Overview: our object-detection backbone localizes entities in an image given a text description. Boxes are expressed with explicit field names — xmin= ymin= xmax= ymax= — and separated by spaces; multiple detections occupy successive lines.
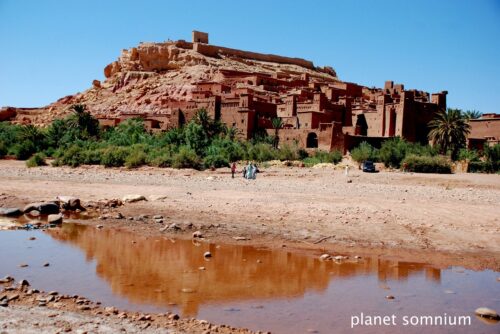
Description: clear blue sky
xmin=1 ymin=0 xmax=499 ymax=113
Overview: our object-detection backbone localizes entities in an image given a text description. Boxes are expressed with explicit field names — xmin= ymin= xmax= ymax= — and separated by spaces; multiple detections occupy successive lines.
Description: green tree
xmin=428 ymin=108 xmax=471 ymax=159
xmin=271 ymin=117 xmax=283 ymax=149
xmin=68 ymin=104 xmax=100 ymax=139
xmin=463 ymin=110 xmax=482 ymax=120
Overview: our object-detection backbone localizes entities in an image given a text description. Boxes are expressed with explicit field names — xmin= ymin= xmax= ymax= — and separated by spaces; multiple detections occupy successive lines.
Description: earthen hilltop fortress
xmin=2 ymin=31 xmax=451 ymax=152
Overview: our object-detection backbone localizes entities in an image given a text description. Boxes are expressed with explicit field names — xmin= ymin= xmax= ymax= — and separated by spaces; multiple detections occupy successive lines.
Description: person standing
xmin=231 ymin=162 xmax=237 ymax=178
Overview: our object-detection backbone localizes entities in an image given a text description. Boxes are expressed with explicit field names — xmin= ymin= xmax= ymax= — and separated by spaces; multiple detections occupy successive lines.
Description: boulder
xmin=23 ymin=202 xmax=59 ymax=215
xmin=56 ymin=196 xmax=81 ymax=210
xmin=47 ymin=214 xmax=63 ymax=225
xmin=475 ymin=307 xmax=499 ymax=320
xmin=0 ymin=208 xmax=22 ymax=217
xmin=122 ymin=195 xmax=147 ymax=203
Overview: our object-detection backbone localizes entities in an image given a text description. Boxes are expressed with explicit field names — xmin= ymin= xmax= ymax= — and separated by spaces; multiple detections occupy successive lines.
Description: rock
xmin=79 ymin=305 xmax=91 ymax=311
xmin=122 ymin=195 xmax=146 ymax=203
xmin=47 ymin=213 xmax=63 ymax=225
xmin=56 ymin=196 xmax=81 ymax=210
xmin=203 ymin=251 xmax=212 ymax=258
xmin=347 ymin=179 xmax=353 ymax=183
xmin=0 ymin=276 xmax=14 ymax=283
xmin=168 ymin=314 xmax=179 ymax=321
xmin=48 ymin=291 xmax=58 ymax=295
xmin=0 ymin=207 xmax=22 ymax=217
xmin=385 ymin=295 xmax=395 ymax=300
xmin=168 ymin=223 xmax=181 ymax=231
xmin=198 ymin=267 xmax=206 ymax=270
xmin=233 ymin=236 xmax=249 ymax=241
xmin=29 ymin=236 xmax=36 ymax=240
xmin=475 ymin=307 xmax=499 ymax=320
xmin=96 ymin=225 xmax=104 ymax=229
xmin=23 ymin=202 xmax=60 ymax=215
xmin=148 ymin=195 xmax=168 ymax=201
xmin=92 ymin=79 xmax=101 ymax=88
xmin=153 ymin=215 xmax=163 ymax=220
xmin=0 ymin=300 xmax=8 ymax=307
xmin=19 ymin=279 xmax=30 ymax=287
xmin=19 ymin=263 xmax=28 ymax=268
xmin=43 ymin=262 xmax=50 ymax=267
xmin=319 ymin=254 xmax=331 ymax=261
xmin=192 ymin=230 xmax=203 ymax=238
xmin=27 ymin=210 xmax=40 ymax=217
xmin=181 ymin=288 xmax=195 ymax=293
xmin=105 ymin=306 xmax=118 ymax=314
xmin=333 ymin=255 xmax=345 ymax=261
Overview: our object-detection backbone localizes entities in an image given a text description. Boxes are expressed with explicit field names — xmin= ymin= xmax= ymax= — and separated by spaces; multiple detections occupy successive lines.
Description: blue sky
xmin=1 ymin=0 xmax=499 ymax=113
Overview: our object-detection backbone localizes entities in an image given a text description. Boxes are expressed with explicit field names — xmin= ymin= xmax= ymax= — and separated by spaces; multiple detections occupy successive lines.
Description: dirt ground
xmin=0 ymin=160 xmax=499 ymax=332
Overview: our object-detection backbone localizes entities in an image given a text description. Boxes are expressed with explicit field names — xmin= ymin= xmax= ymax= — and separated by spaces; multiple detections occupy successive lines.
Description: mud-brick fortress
xmin=8 ymin=30 xmax=497 ymax=152
xmin=102 ymin=31 xmax=449 ymax=152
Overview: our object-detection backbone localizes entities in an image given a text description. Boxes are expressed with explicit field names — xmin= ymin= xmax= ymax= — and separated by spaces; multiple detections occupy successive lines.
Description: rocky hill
xmin=3 ymin=36 xmax=338 ymax=126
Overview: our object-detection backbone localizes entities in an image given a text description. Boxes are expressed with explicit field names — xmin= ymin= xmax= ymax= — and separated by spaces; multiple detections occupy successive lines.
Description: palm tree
xmin=224 ymin=126 xmax=241 ymax=141
xmin=271 ymin=117 xmax=283 ymax=148
xmin=68 ymin=104 xmax=100 ymax=138
xmin=428 ymin=108 xmax=471 ymax=159
xmin=463 ymin=110 xmax=482 ymax=120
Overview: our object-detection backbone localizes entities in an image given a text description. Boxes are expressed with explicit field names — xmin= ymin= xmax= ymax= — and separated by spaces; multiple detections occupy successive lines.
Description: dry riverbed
xmin=0 ymin=160 xmax=499 ymax=332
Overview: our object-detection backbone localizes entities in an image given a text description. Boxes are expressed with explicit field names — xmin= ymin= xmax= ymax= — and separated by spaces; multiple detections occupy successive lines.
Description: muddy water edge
xmin=0 ymin=221 xmax=499 ymax=334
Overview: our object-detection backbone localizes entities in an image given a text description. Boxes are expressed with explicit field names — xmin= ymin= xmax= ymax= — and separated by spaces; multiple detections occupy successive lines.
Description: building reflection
xmin=47 ymin=224 xmax=441 ymax=316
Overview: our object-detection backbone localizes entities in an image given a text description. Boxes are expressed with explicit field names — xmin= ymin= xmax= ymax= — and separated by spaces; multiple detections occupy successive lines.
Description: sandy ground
xmin=0 ymin=160 xmax=499 ymax=332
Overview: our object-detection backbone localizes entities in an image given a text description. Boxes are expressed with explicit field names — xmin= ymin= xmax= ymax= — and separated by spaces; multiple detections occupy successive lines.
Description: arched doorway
xmin=306 ymin=132 xmax=318 ymax=148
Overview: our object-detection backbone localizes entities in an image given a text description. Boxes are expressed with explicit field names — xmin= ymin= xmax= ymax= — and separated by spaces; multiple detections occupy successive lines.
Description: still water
xmin=0 ymin=223 xmax=498 ymax=333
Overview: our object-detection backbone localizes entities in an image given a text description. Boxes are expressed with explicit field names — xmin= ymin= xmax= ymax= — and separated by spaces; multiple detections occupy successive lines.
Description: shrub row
xmin=401 ymin=155 xmax=452 ymax=174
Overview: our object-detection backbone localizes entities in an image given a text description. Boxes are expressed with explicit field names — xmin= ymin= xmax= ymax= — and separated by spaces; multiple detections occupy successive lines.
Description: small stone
xmin=385 ymin=295 xmax=395 ymax=300
xmin=0 ymin=300 xmax=8 ymax=307
xmin=43 ymin=262 xmax=50 ymax=267
xmin=346 ymin=179 xmax=353 ymax=183
xmin=48 ymin=291 xmax=58 ymax=295
xmin=168 ymin=313 xmax=179 ymax=320
xmin=29 ymin=237 xmax=36 ymax=241
xmin=122 ymin=195 xmax=146 ymax=203
xmin=181 ymin=288 xmax=195 ymax=293
xmin=475 ymin=307 xmax=499 ymax=320
xmin=354 ymin=256 xmax=362 ymax=259
xmin=153 ymin=215 xmax=163 ymax=220
xmin=79 ymin=305 xmax=91 ymax=311
xmin=117 ymin=312 xmax=128 ymax=319
xmin=19 ymin=263 xmax=28 ymax=268
xmin=257 ymin=259 xmax=262 ymax=263
xmin=192 ymin=230 xmax=203 ymax=238
xmin=96 ymin=225 xmax=104 ymax=229
xmin=233 ymin=236 xmax=248 ymax=241
xmin=203 ymin=251 xmax=212 ymax=258
xmin=19 ymin=279 xmax=30 ymax=287
xmin=105 ymin=306 xmax=117 ymax=314
xmin=319 ymin=254 xmax=331 ymax=261
xmin=198 ymin=267 xmax=206 ymax=270
xmin=47 ymin=213 xmax=63 ymax=225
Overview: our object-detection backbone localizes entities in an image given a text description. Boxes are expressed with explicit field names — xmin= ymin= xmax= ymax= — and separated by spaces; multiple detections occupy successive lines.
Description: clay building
xmin=91 ymin=31 xmax=447 ymax=153
xmin=467 ymin=113 xmax=500 ymax=150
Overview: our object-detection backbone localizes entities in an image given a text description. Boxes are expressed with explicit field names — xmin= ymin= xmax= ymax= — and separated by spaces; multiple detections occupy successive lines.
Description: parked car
xmin=362 ymin=160 xmax=376 ymax=173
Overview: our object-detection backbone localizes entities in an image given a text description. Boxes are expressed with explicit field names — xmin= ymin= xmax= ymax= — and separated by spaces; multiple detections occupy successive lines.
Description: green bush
xmin=247 ymin=143 xmax=277 ymax=162
xmin=125 ymin=147 xmax=147 ymax=168
xmin=26 ymin=153 xmax=47 ymax=168
xmin=58 ymin=145 xmax=86 ymax=167
xmin=101 ymin=146 xmax=130 ymax=167
xmin=402 ymin=155 xmax=452 ymax=174
xmin=11 ymin=141 xmax=36 ymax=160
xmin=351 ymin=142 xmax=377 ymax=163
xmin=378 ymin=137 xmax=409 ymax=168
xmin=0 ymin=141 xmax=6 ymax=158
xmin=172 ymin=146 xmax=202 ymax=169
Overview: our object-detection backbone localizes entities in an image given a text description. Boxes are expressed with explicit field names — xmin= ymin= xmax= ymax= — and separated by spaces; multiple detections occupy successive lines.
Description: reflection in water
xmin=48 ymin=224 xmax=440 ymax=316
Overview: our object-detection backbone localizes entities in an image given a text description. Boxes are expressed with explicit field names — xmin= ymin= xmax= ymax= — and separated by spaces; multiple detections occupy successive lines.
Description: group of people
xmin=230 ymin=162 xmax=258 ymax=179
